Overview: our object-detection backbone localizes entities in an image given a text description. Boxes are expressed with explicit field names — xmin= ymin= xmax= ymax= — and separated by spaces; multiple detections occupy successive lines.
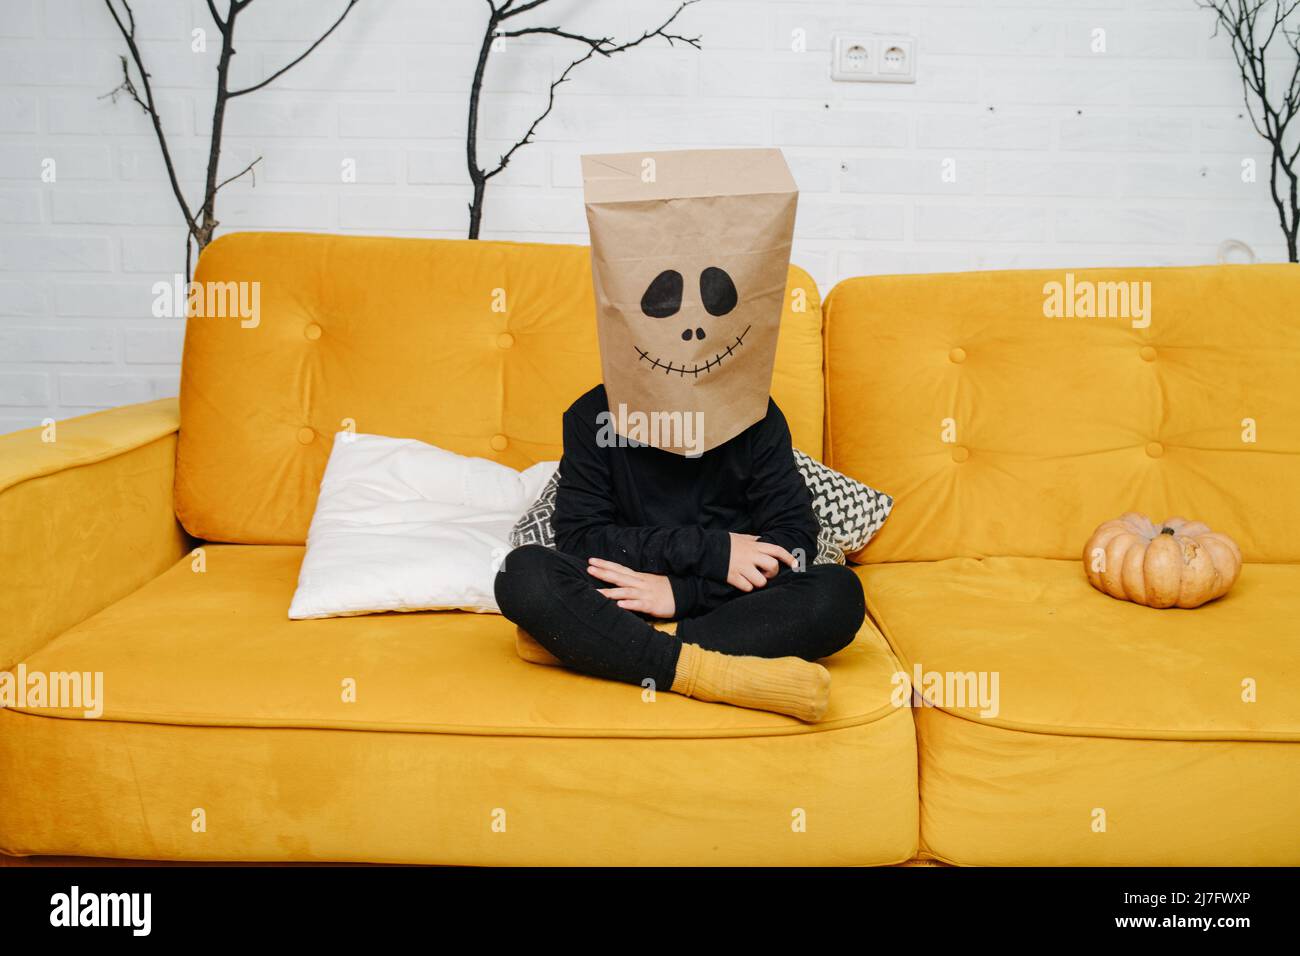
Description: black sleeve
xmin=747 ymin=400 xmax=820 ymax=565
xmin=668 ymin=573 xmax=740 ymax=619
xmin=670 ymin=402 xmax=817 ymax=619
xmin=552 ymin=403 xmax=732 ymax=580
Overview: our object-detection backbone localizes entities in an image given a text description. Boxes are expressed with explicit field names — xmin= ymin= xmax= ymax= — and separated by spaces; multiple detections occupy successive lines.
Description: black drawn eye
xmin=699 ymin=266 xmax=738 ymax=317
xmin=641 ymin=270 xmax=683 ymax=318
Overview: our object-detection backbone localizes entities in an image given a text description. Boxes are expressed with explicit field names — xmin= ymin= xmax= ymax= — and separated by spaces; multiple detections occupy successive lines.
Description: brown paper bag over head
xmin=581 ymin=148 xmax=798 ymax=457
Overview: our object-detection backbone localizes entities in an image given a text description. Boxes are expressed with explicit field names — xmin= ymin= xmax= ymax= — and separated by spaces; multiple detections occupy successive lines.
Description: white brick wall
xmin=0 ymin=0 xmax=1287 ymax=432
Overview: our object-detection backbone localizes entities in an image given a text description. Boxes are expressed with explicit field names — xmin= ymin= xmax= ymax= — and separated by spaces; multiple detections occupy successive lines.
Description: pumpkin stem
xmin=1160 ymin=527 xmax=1175 ymax=535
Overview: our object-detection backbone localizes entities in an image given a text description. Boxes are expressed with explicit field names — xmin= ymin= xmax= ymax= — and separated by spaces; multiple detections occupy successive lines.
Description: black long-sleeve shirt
xmin=552 ymin=385 xmax=820 ymax=618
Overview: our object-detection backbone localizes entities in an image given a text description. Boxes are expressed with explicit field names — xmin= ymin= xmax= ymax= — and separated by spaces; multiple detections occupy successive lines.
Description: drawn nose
xmin=681 ymin=327 xmax=707 ymax=341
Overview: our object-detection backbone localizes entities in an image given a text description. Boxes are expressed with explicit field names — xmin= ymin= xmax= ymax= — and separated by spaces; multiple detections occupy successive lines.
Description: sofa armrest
xmin=0 ymin=398 xmax=190 ymax=670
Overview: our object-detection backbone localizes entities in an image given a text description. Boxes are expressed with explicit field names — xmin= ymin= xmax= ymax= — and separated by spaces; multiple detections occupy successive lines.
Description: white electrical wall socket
xmin=831 ymin=34 xmax=917 ymax=84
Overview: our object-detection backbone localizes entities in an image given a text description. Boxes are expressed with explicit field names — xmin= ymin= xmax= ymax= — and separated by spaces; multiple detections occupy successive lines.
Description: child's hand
xmin=587 ymin=558 xmax=676 ymax=618
xmin=727 ymin=532 xmax=797 ymax=592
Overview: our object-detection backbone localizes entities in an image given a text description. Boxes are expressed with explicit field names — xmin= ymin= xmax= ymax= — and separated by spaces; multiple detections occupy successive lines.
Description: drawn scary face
xmin=582 ymin=147 xmax=798 ymax=455
xmin=587 ymin=243 xmax=787 ymax=456
xmin=635 ymin=266 xmax=748 ymax=376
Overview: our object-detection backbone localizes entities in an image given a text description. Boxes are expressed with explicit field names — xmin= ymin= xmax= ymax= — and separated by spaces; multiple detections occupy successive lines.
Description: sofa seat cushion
xmin=858 ymin=557 xmax=1300 ymax=865
xmin=858 ymin=557 xmax=1300 ymax=741
xmin=4 ymin=545 xmax=919 ymax=865
xmin=906 ymin=700 xmax=1300 ymax=866
xmin=18 ymin=545 xmax=905 ymax=738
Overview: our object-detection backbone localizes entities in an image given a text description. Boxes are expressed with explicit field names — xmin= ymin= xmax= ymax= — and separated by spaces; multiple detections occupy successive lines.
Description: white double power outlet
xmin=831 ymin=34 xmax=917 ymax=84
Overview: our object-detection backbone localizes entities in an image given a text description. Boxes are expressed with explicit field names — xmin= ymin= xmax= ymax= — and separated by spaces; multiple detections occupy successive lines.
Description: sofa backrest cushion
xmin=824 ymin=264 xmax=1300 ymax=563
xmin=176 ymin=232 xmax=824 ymax=544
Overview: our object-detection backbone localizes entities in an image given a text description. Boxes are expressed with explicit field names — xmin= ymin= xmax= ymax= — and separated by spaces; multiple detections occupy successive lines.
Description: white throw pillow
xmin=288 ymin=433 xmax=557 ymax=620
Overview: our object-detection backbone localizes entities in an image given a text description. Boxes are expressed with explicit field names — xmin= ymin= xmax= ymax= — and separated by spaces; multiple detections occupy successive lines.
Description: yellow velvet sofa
xmin=0 ymin=232 xmax=1295 ymax=866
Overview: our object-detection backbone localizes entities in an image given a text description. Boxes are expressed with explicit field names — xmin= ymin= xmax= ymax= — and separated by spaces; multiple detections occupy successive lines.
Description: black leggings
xmin=494 ymin=544 xmax=865 ymax=690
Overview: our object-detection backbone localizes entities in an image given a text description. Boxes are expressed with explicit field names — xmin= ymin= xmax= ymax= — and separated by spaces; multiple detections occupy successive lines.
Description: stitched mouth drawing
xmin=636 ymin=266 xmax=748 ymax=376
xmin=635 ymin=324 xmax=752 ymax=376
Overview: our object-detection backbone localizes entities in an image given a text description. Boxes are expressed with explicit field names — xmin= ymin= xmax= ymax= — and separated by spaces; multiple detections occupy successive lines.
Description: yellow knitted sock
xmin=670 ymin=643 xmax=831 ymax=723
xmin=514 ymin=628 xmax=564 ymax=667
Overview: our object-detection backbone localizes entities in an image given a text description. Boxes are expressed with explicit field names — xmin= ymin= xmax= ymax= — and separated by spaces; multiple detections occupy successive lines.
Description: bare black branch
xmin=102 ymin=0 xmax=362 ymax=280
xmin=465 ymin=0 xmax=702 ymax=239
xmin=1199 ymin=0 xmax=1300 ymax=260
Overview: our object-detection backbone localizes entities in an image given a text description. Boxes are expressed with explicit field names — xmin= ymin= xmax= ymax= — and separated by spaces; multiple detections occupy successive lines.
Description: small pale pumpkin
xmin=1083 ymin=512 xmax=1242 ymax=609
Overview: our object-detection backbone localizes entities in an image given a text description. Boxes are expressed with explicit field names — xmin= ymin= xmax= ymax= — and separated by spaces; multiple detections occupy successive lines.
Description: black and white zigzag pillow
xmin=810 ymin=523 xmax=845 ymax=566
xmin=792 ymin=449 xmax=893 ymax=555
xmin=510 ymin=452 xmax=892 ymax=563
xmin=510 ymin=470 xmax=560 ymax=549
